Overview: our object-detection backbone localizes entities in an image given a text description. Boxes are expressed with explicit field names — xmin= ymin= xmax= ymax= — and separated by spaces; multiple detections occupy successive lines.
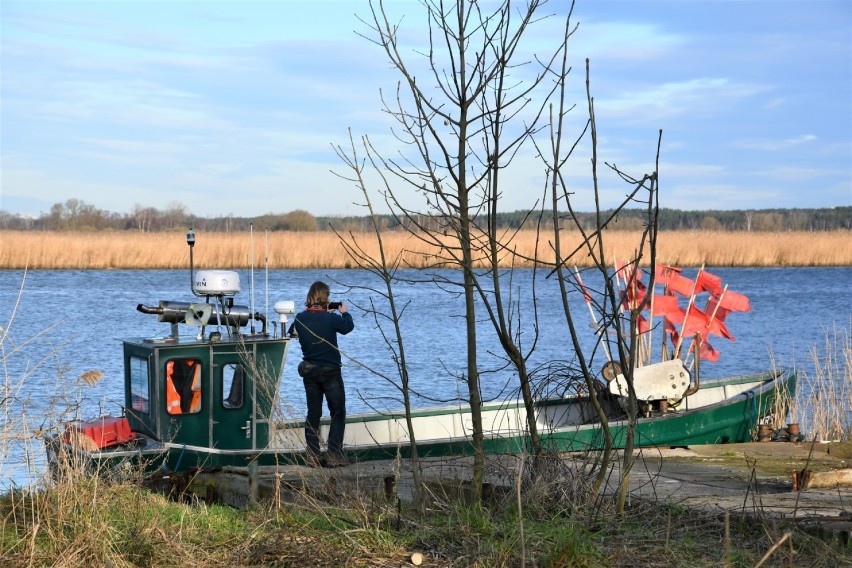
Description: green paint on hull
xmin=49 ymin=370 xmax=795 ymax=476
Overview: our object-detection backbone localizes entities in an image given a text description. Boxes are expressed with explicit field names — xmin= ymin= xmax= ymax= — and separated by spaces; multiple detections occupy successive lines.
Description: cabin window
xmin=222 ymin=363 xmax=245 ymax=409
xmin=129 ymin=356 xmax=149 ymax=414
xmin=165 ymin=358 xmax=202 ymax=415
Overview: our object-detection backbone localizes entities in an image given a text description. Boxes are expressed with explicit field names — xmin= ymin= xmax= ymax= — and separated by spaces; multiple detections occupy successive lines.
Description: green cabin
xmin=122 ymin=264 xmax=295 ymax=471
xmin=122 ymin=335 xmax=290 ymax=470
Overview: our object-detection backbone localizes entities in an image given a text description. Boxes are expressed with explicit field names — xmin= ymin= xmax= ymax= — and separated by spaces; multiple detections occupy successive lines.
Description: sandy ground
xmin=615 ymin=441 xmax=851 ymax=519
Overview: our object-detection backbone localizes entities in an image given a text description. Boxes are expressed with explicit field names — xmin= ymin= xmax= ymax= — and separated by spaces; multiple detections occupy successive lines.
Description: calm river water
xmin=2 ymin=266 xmax=850 ymax=487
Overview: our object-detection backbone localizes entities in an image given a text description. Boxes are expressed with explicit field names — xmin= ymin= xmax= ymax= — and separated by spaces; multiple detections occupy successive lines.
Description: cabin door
xmin=162 ymin=356 xmax=210 ymax=448
xmin=212 ymin=360 xmax=255 ymax=450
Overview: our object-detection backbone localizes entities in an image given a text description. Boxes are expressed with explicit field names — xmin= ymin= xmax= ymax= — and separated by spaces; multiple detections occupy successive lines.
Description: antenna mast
xmin=265 ymin=228 xmax=270 ymax=336
xmin=250 ymin=223 xmax=256 ymax=334
xmin=187 ymin=227 xmax=198 ymax=297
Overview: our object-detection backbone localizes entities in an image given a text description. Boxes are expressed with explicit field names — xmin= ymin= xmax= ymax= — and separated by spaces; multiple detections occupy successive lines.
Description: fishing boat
xmin=44 ymin=232 xmax=796 ymax=482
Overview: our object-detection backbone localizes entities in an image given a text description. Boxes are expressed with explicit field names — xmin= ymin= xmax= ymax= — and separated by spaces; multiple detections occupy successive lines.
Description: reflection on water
xmin=2 ymin=266 xmax=850 ymax=487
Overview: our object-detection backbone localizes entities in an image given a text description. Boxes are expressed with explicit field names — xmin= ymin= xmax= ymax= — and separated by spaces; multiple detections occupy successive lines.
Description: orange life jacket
xmin=166 ymin=361 xmax=181 ymax=414
xmin=188 ymin=361 xmax=201 ymax=412
xmin=166 ymin=360 xmax=202 ymax=414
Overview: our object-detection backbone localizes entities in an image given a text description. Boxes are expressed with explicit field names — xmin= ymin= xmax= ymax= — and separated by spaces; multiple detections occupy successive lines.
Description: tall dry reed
xmin=1 ymin=229 xmax=850 ymax=269
xmin=788 ymin=321 xmax=852 ymax=442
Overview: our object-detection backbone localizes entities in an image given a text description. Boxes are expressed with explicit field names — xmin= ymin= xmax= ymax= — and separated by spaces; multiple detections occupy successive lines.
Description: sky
xmin=1 ymin=0 xmax=850 ymax=218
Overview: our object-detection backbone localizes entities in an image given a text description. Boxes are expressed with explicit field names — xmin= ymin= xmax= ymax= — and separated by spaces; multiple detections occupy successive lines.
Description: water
xmin=2 ymin=266 xmax=850 ymax=487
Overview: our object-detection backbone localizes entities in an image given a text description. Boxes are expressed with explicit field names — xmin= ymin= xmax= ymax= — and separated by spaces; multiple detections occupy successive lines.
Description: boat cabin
xmin=121 ymin=265 xmax=295 ymax=470
xmin=123 ymin=334 xmax=288 ymax=455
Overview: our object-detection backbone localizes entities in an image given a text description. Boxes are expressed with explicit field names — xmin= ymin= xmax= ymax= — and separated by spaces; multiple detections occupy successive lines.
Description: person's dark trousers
xmin=303 ymin=365 xmax=346 ymax=457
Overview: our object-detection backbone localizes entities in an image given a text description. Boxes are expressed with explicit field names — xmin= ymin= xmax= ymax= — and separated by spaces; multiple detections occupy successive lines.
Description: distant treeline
xmin=2 ymin=199 xmax=849 ymax=232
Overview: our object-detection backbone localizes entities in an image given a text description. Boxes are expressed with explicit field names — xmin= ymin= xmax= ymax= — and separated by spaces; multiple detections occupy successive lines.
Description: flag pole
xmin=708 ymin=284 xmax=728 ymax=321
xmin=628 ymin=258 xmax=648 ymax=366
xmin=612 ymin=257 xmax=634 ymax=364
xmin=638 ymin=264 xmax=649 ymax=368
xmin=658 ymin=266 xmax=670 ymax=362
xmin=574 ymin=267 xmax=612 ymax=363
xmin=674 ymin=264 xmax=704 ymax=358
xmin=685 ymin=283 xmax=729 ymax=368
xmin=646 ymin=264 xmax=657 ymax=366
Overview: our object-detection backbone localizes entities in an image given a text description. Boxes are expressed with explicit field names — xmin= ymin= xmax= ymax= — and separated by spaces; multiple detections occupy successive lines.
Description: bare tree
xmin=539 ymin=52 xmax=662 ymax=512
xmin=332 ymin=129 xmax=426 ymax=508
xmin=132 ymin=204 xmax=159 ymax=233
xmin=358 ymin=0 xmax=583 ymax=500
xmin=348 ymin=0 xmax=662 ymax=506
xmin=162 ymin=202 xmax=188 ymax=230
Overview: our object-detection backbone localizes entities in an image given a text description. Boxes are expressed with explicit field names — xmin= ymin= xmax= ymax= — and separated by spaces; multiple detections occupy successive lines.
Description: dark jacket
xmin=288 ymin=308 xmax=354 ymax=368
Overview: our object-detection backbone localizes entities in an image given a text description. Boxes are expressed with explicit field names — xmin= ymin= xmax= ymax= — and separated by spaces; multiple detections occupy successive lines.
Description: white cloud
xmin=659 ymin=162 xmax=725 ymax=177
xmin=752 ymin=165 xmax=845 ymax=182
xmin=596 ymin=78 xmax=771 ymax=122
xmin=734 ymin=135 xmax=819 ymax=152
xmin=572 ymin=21 xmax=683 ymax=61
xmin=666 ymin=184 xmax=781 ymax=210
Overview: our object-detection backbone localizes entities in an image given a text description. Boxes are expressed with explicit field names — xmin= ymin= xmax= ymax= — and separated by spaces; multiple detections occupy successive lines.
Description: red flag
xmin=714 ymin=290 xmax=751 ymax=312
xmin=665 ymin=318 xmax=680 ymax=345
xmin=654 ymin=264 xmax=683 ymax=285
xmin=667 ymin=308 xmax=687 ymax=325
xmin=615 ymin=259 xmax=641 ymax=280
xmin=696 ymin=270 xmax=723 ymax=295
xmin=686 ymin=306 xmax=734 ymax=340
xmin=667 ymin=274 xmax=696 ymax=297
xmin=577 ymin=279 xmax=593 ymax=303
xmin=698 ymin=339 xmax=720 ymax=362
xmin=615 ymin=260 xmax=643 ymax=291
xmin=708 ymin=317 xmax=734 ymax=341
xmin=620 ymin=278 xmax=647 ymax=310
xmin=655 ymin=263 xmax=682 ymax=277
xmin=650 ymin=294 xmax=681 ymax=317
xmin=681 ymin=307 xmax=710 ymax=340
xmin=705 ymin=296 xmax=733 ymax=323
xmin=636 ymin=313 xmax=650 ymax=334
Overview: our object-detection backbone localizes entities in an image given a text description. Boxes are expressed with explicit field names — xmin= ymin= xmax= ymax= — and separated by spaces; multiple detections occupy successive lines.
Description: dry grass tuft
xmin=789 ymin=321 xmax=852 ymax=442
xmin=1 ymin=229 xmax=850 ymax=269
xmin=79 ymin=370 xmax=104 ymax=386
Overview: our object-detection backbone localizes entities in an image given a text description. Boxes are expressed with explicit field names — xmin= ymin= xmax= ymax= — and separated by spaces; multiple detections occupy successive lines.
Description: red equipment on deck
xmin=63 ymin=416 xmax=135 ymax=450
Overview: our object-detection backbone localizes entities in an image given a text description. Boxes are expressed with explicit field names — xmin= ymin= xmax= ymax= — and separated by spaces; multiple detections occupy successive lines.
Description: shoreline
xmin=176 ymin=442 xmax=852 ymax=537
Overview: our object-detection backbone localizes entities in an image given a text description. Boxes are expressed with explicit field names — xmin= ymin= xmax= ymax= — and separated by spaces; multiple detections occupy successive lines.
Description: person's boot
xmin=323 ymin=453 xmax=350 ymax=468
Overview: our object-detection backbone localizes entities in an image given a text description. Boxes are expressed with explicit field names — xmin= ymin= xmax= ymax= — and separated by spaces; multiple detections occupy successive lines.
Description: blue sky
xmin=2 ymin=0 xmax=850 ymax=218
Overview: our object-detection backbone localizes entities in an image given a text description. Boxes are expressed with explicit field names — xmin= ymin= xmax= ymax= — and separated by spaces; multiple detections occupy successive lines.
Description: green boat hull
xmin=47 ymin=369 xmax=795 ymax=476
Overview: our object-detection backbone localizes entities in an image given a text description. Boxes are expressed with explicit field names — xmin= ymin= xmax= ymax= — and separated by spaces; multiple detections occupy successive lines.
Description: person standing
xmin=288 ymin=281 xmax=354 ymax=467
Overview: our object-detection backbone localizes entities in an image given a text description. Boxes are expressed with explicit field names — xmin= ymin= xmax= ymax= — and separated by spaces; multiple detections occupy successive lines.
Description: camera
xmin=328 ymin=301 xmax=341 ymax=310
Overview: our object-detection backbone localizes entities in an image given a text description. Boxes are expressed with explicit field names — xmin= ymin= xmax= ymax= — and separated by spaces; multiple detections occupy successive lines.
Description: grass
xmin=1 ymin=477 xmax=256 ymax=566
xmin=1 ymin=229 xmax=850 ymax=269
xmin=2 ymin=454 xmax=849 ymax=567
xmin=788 ymin=321 xmax=852 ymax=442
xmin=4 ymin=428 xmax=851 ymax=566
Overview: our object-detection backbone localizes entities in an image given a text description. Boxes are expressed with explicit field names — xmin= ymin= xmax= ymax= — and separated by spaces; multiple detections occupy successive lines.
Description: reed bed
xmin=1 ymin=229 xmax=850 ymax=269
xmin=788 ymin=322 xmax=852 ymax=442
